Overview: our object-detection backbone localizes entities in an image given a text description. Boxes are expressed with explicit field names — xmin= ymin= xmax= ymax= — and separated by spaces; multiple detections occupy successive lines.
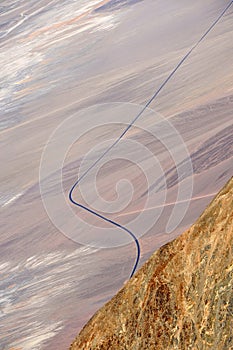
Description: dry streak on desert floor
xmin=0 ymin=0 xmax=233 ymax=349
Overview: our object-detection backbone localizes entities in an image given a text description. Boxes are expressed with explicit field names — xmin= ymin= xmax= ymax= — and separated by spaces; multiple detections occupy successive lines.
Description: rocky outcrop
xmin=70 ymin=177 xmax=233 ymax=350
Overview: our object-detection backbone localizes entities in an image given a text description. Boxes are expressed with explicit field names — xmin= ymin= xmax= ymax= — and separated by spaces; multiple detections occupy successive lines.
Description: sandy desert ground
xmin=0 ymin=0 xmax=233 ymax=349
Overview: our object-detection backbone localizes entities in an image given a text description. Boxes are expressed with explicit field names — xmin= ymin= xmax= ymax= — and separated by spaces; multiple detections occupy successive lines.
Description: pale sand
xmin=0 ymin=0 xmax=233 ymax=349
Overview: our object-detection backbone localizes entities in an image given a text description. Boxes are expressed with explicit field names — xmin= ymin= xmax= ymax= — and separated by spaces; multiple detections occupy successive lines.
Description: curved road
xmin=69 ymin=1 xmax=232 ymax=279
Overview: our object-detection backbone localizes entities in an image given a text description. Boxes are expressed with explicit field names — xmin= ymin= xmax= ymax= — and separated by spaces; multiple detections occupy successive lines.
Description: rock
xmin=70 ymin=177 xmax=233 ymax=350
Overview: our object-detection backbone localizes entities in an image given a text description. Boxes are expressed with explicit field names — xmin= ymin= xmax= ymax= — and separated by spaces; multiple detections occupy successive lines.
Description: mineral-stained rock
xmin=70 ymin=177 xmax=233 ymax=350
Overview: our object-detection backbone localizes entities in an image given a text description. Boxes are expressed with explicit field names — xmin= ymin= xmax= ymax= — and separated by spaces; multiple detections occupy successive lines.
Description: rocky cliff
xmin=70 ymin=177 xmax=233 ymax=350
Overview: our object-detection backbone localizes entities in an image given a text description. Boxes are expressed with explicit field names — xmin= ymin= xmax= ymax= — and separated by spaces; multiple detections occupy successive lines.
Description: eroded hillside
xmin=70 ymin=177 xmax=233 ymax=349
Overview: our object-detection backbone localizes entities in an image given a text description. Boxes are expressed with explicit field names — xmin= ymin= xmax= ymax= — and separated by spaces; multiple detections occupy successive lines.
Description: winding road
xmin=68 ymin=1 xmax=233 ymax=278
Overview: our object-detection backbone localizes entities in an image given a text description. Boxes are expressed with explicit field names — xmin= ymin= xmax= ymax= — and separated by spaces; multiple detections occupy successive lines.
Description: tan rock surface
xmin=70 ymin=177 xmax=233 ymax=350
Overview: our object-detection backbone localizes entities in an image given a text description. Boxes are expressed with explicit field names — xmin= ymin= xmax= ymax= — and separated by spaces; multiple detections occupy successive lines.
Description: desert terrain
xmin=0 ymin=0 xmax=232 ymax=349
